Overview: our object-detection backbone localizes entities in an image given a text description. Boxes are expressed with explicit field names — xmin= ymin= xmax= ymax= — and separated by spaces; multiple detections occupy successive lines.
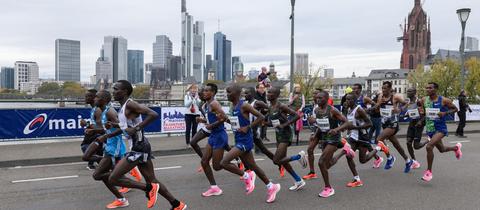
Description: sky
xmin=0 ymin=0 xmax=479 ymax=81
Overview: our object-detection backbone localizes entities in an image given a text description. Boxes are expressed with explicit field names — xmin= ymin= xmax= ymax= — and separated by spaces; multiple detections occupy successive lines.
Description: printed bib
xmin=426 ymin=108 xmax=440 ymax=120
xmin=408 ymin=109 xmax=420 ymax=119
xmin=229 ymin=116 xmax=240 ymax=130
xmin=316 ymin=118 xmax=330 ymax=132
xmin=272 ymin=119 xmax=281 ymax=127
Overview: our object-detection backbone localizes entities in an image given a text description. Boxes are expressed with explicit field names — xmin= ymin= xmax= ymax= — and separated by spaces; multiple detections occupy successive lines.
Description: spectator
xmin=257 ymin=67 xmax=268 ymax=84
xmin=184 ymin=84 xmax=201 ymax=147
xmin=255 ymin=83 xmax=269 ymax=142
xmin=289 ymin=84 xmax=305 ymax=145
xmin=456 ymin=90 xmax=472 ymax=138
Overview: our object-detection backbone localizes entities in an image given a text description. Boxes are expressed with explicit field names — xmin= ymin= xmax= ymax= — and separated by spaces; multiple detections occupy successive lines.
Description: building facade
xmin=95 ymin=57 xmax=112 ymax=84
xmin=324 ymin=68 xmax=334 ymax=79
xmin=1 ymin=67 xmax=15 ymax=89
xmin=331 ymin=77 xmax=367 ymax=99
xmin=153 ymin=35 xmax=172 ymax=68
xmin=181 ymin=0 xmax=205 ymax=83
xmin=295 ymin=53 xmax=309 ymax=76
xmin=167 ymin=56 xmax=182 ymax=82
xmin=399 ymin=0 xmax=431 ymax=70
xmin=365 ymin=69 xmax=410 ymax=96
xmin=144 ymin=63 xmax=153 ymax=85
xmin=466 ymin=37 xmax=479 ymax=51
xmin=214 ymin=32 xmax=232 ymax=82
xmin=55 ymin=39 xmax=80 ymax=82
xmin=127 ymin=50 xmax=144 ymax=84
xmin=102 ymin=36 xmax=128 ymax=82
xmin=14 ymin=61 xmax=39 ymax=90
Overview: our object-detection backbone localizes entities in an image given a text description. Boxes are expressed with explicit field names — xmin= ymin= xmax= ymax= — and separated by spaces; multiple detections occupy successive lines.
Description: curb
xmin=1 ymin=130 xmax=478 ymax=168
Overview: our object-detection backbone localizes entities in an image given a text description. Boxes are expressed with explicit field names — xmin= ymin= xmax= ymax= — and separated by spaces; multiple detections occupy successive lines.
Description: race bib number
xmin=229 ymin=116 xmax=240 ymax=130
xmin=380 ymin=108 xmax=393 ymax=118
xmin=316 ymin=118 xmax=330 ymax=132
xmin=349 ymin=131 xmax=359 ymax=140
xmin=272 ymin=119 xmax=281 ymax=127
xmin=408 ymin=109 xmax=420 ymax=119
xmin=426 ymin=108 xmax=440 ymax=120
xmin=347 ymin=115 xmax=355 ymax=123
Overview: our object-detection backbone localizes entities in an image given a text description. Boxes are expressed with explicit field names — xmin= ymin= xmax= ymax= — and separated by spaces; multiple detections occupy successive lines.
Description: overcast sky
xmin=0 ymin=0 xmax=479 ymax=81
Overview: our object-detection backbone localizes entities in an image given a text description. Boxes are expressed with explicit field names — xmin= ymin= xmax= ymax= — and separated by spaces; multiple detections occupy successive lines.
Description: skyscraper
xmin=324 ymin=68 xmax=334 ymax=79
xmin=295 ymin=53 xmax=309 ymax=76
xmin=205 ymin=54 xmax=213 ymax=81
xmin=167 ymin=56 xmax=182 ymax=82
xmin=214 ymin=32 xmax=232 ymax=82
xmin=55 ymin=39 xmax=80 ymax=81
xmin=181 ymin=0 xmax=205 ymax=82
xmin=232 ymin=56 xmax=244 ymax=75
xmin=144 ymin=63 xmax=153 ymax=85
xmin=102 ymin=36 xmax=128 ymax=82
xmin=466 ymin=37 xmax=479 ymax=51
xmin=14 ymin=61 xmax=39 ymax=90
xmin=95 ymin=57 xmax=112 ymax=84
xmin=127 ymin=50 xmax=144 ymax=84
xmin=1 ymin=67 xmax=15 ymax=89
xmin=153 ymin=35 xmax=172 ymax=67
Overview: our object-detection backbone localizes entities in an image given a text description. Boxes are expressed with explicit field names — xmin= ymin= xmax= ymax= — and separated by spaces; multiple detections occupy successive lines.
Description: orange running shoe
xmin=238 ymin=162 xmax=245 ymax=171
xmin=377 ymin=141 xmax=390 ymax=155
xmin=119 ymin=187 xmax=130 ymax=194
xmin=147 ymin=183 xmax=159 ymax=208
xmin=173 ymin=201 xmax=187 ymax=210
xmin=106 ymin=199 xmax=129 ymax=209
xmin=346 ymin=180 xmax=363 ymax=188
xmin=302 ymin=172 xmax=318 ymax=180
xmin=130 ymin=167 xmax=142 ymax=182
xmin=279 ymin=166 xmax=285 ymax=178
xmin=341 ymin=138 xmax=347 ymax=145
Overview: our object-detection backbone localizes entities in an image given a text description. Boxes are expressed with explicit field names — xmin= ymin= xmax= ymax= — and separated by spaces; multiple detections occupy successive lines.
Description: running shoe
xmin=130 ymin=167 xmax=142 ymax=182
xmin=266 ymin=183 xmax=281 ymax=203
xmin=106 ymin=199 xmax=129 ymax=209
xmin=455 ymin=143 xmax=463 ymax=160
xmin=202 ymin=186 xmax=223 ymax=197
xmin=147 ymin=183 xmax=159 ymax=208
xmin=346 ymin=180 xmax=363 ymax=188
xmin=298 ymin=151 xmax=307 ymax=168
xmin=318 ymin=187 xmax=335 ymax=198
xmin=279 ymin=166 xmax=285 ymax=178
xmin=288 ymin=180 xmax=306 ymax=191
xmin=341 ymin=138 xmax=347 ymax=145
xmin=373 ymin=157 xmax=384 ymax=169
xmin=302 ymin=172 xmax=318 ymax=180
xmin=421 ymin=170 xmax=433 ymax=182
xmin=244 ymin=171 xmax=256 ymax=195
xmin=343 ymin=142 xmax=355 ymax=158
xmin=411 ymin=160 xmax=421 ymax=169
xmin=404 ymin=159 xmax=414 ymax=173
xmin=87 ymin=164 xmax=96 ymax=170
xmin=384 ymin=155 xmax=396 ymax=170
xmin=172 ymin=202 xmax=187 ymax=210
xmin=238 ymin=161 xmax=245 ymax=171
xmin=119 ymin=187 xmax=130 ymax=194
xmin=377 ymin=141 xmax=390 ymax=154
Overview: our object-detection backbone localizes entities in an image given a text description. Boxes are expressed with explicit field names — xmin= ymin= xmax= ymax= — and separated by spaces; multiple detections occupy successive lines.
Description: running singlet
xmin=230 ymin=100 xmax=254 ymax=152
xmin=315 ymin=105 xmax=340 ymax=141
xmin=102 ymin=104 xmax=126 ymax=158
xmin=405 ymin=98 xmax=421 ymax=126
xmin=379 ymin=95 xmax=398 ymax=124
xmin=424 ymin=96 xmax=448 ymax=136
xmin=347 ymin=105 xmax=368 ymax=141
xmin=89 ymin=106 xmax=97 ymax=127
xmin=356 ymin=95 xmax=367 ymax=109
xmin=205 ymin=101 xmax=228 ymax=149
xmin=268 ymin=102 xmax=293 ymax=144
xmin=119 ymin=99 xmax=153 ymax=163
xmin=199 ymin=102 xmax=211 ymax=134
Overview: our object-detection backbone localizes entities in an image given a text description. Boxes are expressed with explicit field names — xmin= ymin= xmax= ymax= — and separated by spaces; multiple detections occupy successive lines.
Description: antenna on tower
xmin=217 ymin=19 xmax=220 ymax=32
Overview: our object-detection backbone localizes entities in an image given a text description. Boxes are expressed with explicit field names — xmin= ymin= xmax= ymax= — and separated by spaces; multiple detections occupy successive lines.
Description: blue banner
xmin=0 ymin=107 xmax=162 ymax=140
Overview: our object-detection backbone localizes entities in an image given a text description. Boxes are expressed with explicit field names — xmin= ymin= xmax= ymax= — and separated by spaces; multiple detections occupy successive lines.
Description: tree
xmin=62 ymin=81 xmax=85 ymax=98
xmin=37 ymin=82 xmax=61 ymax=96
xmin=292 ymin=65 xmax=332 ymax=102
xmin=132 ymin=86 xmax=150 ymax=99
xmin=465 ymin=57 xmax=480 ymax=102
xmin=408 ymin=65 xmax=431 ymax=96
xmin=430 ymin=59 xmax=461 ymax=98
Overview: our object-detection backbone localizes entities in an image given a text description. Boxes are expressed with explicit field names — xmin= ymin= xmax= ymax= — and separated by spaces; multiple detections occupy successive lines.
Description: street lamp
xmin=457 ymin=8 xmax=471 ymax=90
xmin=289 ymin=0 xmax=296 ymax=92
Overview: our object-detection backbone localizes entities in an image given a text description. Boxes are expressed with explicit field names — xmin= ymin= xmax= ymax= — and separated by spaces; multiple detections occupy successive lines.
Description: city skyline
xmin=0 ymin=0 xmax=479 ymax=81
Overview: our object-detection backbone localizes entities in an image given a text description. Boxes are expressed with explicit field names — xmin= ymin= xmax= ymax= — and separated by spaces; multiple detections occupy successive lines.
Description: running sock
xmin=290 ymin=154 xmax=301 ymax=161
xmin=243 ymin=172 xmax=250 ymax=180
xmin=288 ymin=170 xmax=302 ymax=182
xmin=266 ymin=182 xmax=273 ymax=188
xmin=211 ymin=185 xmax=218 ymax=188
xmin=406 ymin=158 xmax=411 ymax=163
xmin=170 ymin=199 xmax=180 ymax=208
xmin=353 ymin=176 xmax=360 ymax=181
xmin=118 ymin=198 xmax=126 ymax=201
xmin=387 ymin=155 xmax=393 ymax=160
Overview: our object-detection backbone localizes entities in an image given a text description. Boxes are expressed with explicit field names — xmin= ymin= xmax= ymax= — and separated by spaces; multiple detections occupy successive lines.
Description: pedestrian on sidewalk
xmin=456 ymin=90 xmax=472 ymax=138
xmin=289 ymin=84 xmax=305 ymax=145
xmin=255 ymin=83 xmax=270 ymax=142
xmin=184 ymin=84 xmax=201 ymax=147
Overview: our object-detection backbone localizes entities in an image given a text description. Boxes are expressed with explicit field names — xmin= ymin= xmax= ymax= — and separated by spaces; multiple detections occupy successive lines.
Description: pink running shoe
xmin=318 ymin=187 xmax=335 ymax=198
xmin=202 ymin=186 xmax=223 ymax=197
xmin=266 ymin=183 xmax=281 ymax=203
xmin=455 ymin=143 xmax=463 ymax=160
xmin=373 ymin=157 xmax=384 ymax=169
xmin=411 ymin=160 xmax=421 ymax=169
xmin=422 ymin=170 xmax=433 ymax=182
xmin=343 ymin=142 xmax=355 ymax=158
xmin=244 ymin=171 xmax=256 ymax=195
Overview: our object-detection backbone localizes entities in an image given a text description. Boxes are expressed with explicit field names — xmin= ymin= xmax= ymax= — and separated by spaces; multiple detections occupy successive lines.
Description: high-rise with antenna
xmin=181 ymin=0 xmax=205 ymax=82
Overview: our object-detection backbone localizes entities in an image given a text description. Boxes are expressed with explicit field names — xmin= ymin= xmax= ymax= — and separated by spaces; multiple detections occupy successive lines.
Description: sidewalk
xmin=0 ymin=122 xmax=478 ymax=168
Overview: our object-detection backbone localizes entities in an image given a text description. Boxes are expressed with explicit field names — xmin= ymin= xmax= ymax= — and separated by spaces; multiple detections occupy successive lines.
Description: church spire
xmin=415 ymin=0 xmax=421 ymax=6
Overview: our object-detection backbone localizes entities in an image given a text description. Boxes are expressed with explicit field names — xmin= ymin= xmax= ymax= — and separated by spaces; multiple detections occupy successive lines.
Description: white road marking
xmin=12 ymin=175 xmax=79 ymax=183
xmin=449 ymin=140 xmax=471 ymax=144
xmin=254 ymin=158 xmax=265 ymax=161
xmin=9 ymin=162 xmax=85 ymax=170
xmin=154 ymin=166 xmax=182 ymax=170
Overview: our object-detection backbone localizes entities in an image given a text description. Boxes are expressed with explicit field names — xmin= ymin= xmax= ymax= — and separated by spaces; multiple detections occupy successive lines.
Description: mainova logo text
xmin=23 ymin=114 xmax=87 ymax=135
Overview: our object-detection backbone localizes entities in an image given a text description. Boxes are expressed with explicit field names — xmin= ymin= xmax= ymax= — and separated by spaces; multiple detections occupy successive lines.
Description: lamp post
xmin=457 ymin=8 xmax=471 ymax=91
xmin=289 ymin=0 xmax=296 ymax=92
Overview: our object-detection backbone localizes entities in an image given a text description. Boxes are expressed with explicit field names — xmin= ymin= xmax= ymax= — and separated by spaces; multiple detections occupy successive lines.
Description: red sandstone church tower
xmin=399 ymin=0 xmax=431 ymax=69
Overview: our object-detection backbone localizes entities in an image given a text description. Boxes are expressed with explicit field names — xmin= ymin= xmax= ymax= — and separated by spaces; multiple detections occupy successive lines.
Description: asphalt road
xmin=0 ymin=134 xmax=478 ymax=210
